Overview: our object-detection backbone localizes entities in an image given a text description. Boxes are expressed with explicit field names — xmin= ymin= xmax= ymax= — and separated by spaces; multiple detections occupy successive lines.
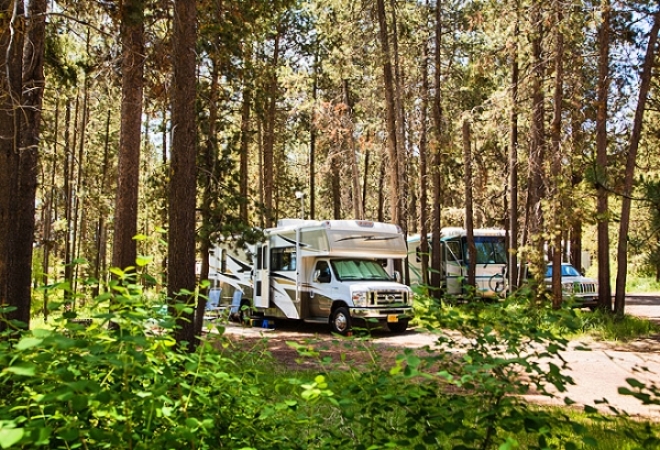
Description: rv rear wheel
xmin=387 ymin=319 xmax=409 ymax=333
xmin=330 ymin=307 xmax=352 ymax=335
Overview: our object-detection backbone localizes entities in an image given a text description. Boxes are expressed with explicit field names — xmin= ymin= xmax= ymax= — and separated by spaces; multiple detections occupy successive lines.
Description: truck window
xmin=315 ymin=261 xmax=331 ymax=283
xmin=330 ymin=259 xmax=391 ymax=281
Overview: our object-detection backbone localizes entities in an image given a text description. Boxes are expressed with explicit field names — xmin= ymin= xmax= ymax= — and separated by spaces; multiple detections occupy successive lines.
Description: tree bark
xmin=342 ymin=79 xmax=363 ymax=219
xmin=169 ymin=0 xmax=198 ymax=350
xmin=614 ymin=8 xmax=660 ymax=317
xmin=112 ymin=0 xmax=145 ymax=272
xmin=550 ymin=6 xmax=565 ymax=309
xmin=509 ymin=0 xmax=520 ymax=290
xmin=463 ymin=120 xmax=476 ymax=289
xmin=429 ymin=0 xmax=444 ymax=300
xmin=525 ymin=1 xmax=547 ymax=295
xmin=419 ymin=26 xmax=431 ymax=286
xmin=263 ymin=28 xmax=281 ymax=228
xmin=595 ymin=0 xmax=612 ymax=311
xmin=376 ymin=0 xmax=400 ymax=225
xmin=0 ymin=0 xmax=24 ymax=326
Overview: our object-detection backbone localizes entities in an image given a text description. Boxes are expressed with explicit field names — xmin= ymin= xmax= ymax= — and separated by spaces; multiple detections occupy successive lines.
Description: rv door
xmin=254 ymin=243 xmax=270 ymax=308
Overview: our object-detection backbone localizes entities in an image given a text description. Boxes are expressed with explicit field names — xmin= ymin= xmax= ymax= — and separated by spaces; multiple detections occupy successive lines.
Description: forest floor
xmin=208 ymin=293 xmax=660 ymax=419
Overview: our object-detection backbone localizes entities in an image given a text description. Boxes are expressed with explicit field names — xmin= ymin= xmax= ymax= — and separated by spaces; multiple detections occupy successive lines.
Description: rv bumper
xmin=350 ymin=307 xmax=414 ymax=322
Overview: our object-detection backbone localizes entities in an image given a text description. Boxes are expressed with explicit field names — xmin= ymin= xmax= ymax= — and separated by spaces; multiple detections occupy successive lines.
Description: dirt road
xmin=212 ymin=293 xmax=660 ymax=418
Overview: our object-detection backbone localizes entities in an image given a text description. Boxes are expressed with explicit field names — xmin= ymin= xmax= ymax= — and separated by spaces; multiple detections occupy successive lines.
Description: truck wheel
xmin=388 ymin=319 xmax=409 ymax=333
xmin=330 ymin=307 xmax=352 ymax=335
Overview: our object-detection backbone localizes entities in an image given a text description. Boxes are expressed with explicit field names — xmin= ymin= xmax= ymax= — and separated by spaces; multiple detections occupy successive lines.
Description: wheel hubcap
xmin=334 ymin=313 xmax=347 ymax=332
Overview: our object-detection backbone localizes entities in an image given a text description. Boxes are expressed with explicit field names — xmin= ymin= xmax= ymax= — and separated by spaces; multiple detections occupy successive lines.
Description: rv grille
xmin=371 ymin=290 xmax=408 ymax=306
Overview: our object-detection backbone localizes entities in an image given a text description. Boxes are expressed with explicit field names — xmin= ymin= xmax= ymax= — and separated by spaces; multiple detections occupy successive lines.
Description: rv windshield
xmin=330 ymin=259 xmax=392 ymax=281
xmin=471 ymin=237 xmax=507 ymax=265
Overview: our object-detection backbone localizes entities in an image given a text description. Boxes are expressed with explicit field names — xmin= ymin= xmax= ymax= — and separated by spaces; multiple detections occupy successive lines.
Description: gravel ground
xmin=207 ymin=293 xmax=660 ymax=419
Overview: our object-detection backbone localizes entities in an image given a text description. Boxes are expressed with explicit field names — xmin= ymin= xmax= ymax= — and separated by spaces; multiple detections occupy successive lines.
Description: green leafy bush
xmin=2 ymin=275 xmax=659 ymax=449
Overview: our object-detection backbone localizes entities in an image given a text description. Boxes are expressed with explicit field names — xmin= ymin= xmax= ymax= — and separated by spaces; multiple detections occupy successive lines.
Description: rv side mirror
xmin=393 ymin=271 xmax=401 ymax=283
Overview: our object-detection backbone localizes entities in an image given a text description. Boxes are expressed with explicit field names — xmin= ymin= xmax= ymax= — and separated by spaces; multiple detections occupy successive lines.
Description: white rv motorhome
xmin=408 ymin=228 xmax=508 ymax=298
xmin=209 ymin=219 xmax=414 ymax=335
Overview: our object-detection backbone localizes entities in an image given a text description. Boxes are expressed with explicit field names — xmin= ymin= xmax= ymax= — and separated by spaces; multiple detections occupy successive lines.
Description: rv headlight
xmin=352 ymin=290 xmax=368 ymax=307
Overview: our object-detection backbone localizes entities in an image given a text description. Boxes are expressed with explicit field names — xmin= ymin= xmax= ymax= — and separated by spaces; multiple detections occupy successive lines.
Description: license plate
xmin=387 ymin=314 xmax=399 ymax=323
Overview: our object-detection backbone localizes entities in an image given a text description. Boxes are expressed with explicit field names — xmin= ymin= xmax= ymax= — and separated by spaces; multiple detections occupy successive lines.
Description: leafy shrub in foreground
xmin=2 ymin=278 xmax=659 ymax=449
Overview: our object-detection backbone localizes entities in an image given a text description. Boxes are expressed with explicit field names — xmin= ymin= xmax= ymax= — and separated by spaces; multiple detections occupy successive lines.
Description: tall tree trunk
xmin=550 ymin=6 xmax=565 ymax=309
xmin=595 ymin=0 xmax=612 ymax=311
xmin=614 ymin=9 xmax=660 ymax=317
xmin=93 ymin=109 xmax=112 ymax=297
xmin=0 ymin=0 xmax=25 ymax=330
xmin=463 ymin=119 xmax=476 ymax=289
xmin=43 ymin=102 xmax=60 ymax=317
xmin=331 ymin=148 xmax=342 ymax=219
xmin=263 ymin=29 xmax=281 ymax=228
xmin=525 ymin=1 xmax=546 ymax=295
xmin=509 ymin=0 xmax=520 ymax=290
xmin=112 ymin=0 xmax=145 ymax=273
xmin=169 ymin=0 xmax=198 ymax=350
xmin=63 ymin=102 xmax=73 ymax=302
xmin=239 ymin=54 xmax=251 ymax=224
xmin=310 ymin=53 xmax=319 ymax=220
xmin=362 ymin=147 xmax=370 ymax=219
xmin=429 ymin=0 xmax=444 ymax=300
xmin=419 ymin=23 xmax=431 ymax=286
xmin=389 ymin=0 xmax=407 ymax=234
xmin=376 ymin=0 xmax=400 ymax=225
xmin=342 ymin=79 xmax=363 ymax=219
xmin=196 ymin=58 xmax=220 ymax=339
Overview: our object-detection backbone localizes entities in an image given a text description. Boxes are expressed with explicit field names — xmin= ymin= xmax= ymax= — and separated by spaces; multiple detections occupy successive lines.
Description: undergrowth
xmin=1 ymin=272 xmax=659 ymax=449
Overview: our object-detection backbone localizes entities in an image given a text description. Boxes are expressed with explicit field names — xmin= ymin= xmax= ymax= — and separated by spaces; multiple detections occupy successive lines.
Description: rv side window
xmin=271 ymin=248 xmax=296 ymax=271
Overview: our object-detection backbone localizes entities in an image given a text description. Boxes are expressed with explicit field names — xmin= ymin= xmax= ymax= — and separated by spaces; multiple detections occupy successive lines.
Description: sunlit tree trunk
xmin=429 ymin=0 xmax=444 ymax=300
xmin=463 ymin=119 xmax=476 ymax=288
xmin=550 ymin=5 xmax=565 ymax=309
xmin=614 ymin=9 xmax=660 ymax=317
xmin=342 ymin=79 xmax=363 ymax=219
xmin=376 ymin=0 xmax=400 ymax=225
xmin=524 ymin=1 xmax=546 ymax=296
xmin=595 ymin=0 xmax=612 ymax=312
xmin=509 ymin=0 xmax=520 ymax=290
xmin=263 ymin=27 xmax=281 ymax=228
xmin=419 ymin=23 xmax=431 ymax=286
xmin=239 ymin=50 xmax=251 ymax=224
xmin=112 ymin=0 xmax=145 ymax=272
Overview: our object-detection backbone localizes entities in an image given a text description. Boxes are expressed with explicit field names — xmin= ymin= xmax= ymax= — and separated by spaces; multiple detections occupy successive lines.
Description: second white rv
xmin=408 ymin=228 xmax=508 ymax=298
xmin=209 ymin=219 xmax=414 ymax=335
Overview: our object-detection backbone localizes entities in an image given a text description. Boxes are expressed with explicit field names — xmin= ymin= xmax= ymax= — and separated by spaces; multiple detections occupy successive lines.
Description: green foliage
xmin=3 ymin=273 xmax=660 ymax=449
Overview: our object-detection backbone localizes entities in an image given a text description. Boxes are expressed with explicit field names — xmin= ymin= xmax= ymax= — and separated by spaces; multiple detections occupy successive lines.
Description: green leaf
xmin=136 ymin=255 xmax=154 ymax=267
xmin=15 ymin=337 xmax=43 ymax=351
xmin=4 ymin=362 xmax=36 ymax=377
xmin=0 ymin=427 xmax=24 ymax=449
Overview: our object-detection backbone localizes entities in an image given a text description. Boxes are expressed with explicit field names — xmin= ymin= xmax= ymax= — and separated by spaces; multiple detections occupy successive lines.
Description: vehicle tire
xmin=330 ymin=306 xmax=352 ymax=336
xmin=388 ymin=319 xmax=409 ymax=333
xmin=489 ymin=273 xmax=507 ymax=296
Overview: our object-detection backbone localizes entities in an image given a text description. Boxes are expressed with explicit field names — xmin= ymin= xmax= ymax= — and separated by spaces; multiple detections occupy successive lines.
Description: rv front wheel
xmin=330 ymin=307 xmax=352 ymax=335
